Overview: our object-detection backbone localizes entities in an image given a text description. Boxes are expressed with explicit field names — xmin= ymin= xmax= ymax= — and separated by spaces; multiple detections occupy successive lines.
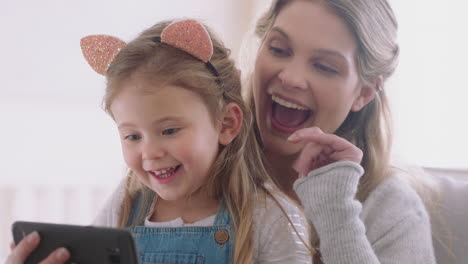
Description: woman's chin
xmin=263 ymin=134 xmax=303 ymax=157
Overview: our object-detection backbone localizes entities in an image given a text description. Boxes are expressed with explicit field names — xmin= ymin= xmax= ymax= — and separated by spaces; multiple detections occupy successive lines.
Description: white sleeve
xmin=92 ymin=178 xmax=126 ymax=227
xmin=293 ymin=161 xmax=435 ymax=264
xmin=252 ymin=194 xmax=312 ymax=264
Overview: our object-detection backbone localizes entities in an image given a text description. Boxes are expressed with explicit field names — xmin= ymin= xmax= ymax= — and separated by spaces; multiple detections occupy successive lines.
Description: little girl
xmin=81 ymin=19 xmax=312 ymax=263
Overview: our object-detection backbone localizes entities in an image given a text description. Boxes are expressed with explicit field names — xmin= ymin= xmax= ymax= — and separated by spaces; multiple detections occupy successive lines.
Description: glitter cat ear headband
xmin=80 ymin=19 xmax=219 ymax=77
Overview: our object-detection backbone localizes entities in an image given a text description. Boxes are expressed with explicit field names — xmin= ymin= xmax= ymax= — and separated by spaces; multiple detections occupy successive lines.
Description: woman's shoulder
xmin=364 ymin=169 xmax=427 ymax=211
xmin=361 ymin=169 xmax=430 ymax=238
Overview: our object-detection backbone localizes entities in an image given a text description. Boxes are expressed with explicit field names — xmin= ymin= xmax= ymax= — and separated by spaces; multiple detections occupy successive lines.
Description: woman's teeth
xmin=272 ymin=95 xmax=308 ymax=111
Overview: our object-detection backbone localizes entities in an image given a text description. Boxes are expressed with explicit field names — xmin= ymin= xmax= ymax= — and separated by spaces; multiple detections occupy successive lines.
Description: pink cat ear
xmin=161 ymin=19 xmax=213 ymax=63
xmin=80 ymin=35 xmax=126 ymax=75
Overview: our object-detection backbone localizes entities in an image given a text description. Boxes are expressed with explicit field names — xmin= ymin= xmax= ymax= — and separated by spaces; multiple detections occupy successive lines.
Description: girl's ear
xmin=351 ymin=76 xmax=382 ymax=112
xmin=219 ymin=103 xmax=243 ymax=146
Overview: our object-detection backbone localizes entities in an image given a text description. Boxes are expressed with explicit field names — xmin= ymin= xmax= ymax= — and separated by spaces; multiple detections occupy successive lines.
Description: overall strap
xmin=213 ymin=200 xmax=232 ymax=225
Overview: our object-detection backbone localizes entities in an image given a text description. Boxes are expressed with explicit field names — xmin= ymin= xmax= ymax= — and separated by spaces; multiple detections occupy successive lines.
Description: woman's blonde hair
xmin=103 ymin=20 xmax=308 ymax=264
xmin=244 ymin=0 xmax=400 ymax=261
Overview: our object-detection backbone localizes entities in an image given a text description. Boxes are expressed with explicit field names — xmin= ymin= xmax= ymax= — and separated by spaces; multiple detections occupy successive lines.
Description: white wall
xmin=390 ymin=0 xmax=468 ymax=169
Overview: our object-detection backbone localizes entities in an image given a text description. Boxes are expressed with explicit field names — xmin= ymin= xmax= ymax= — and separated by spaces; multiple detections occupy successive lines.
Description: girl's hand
xmin=288 ymin=127 xmax=363 ymax=177
xmin=5 ymin=232 xmax=70 ymax=264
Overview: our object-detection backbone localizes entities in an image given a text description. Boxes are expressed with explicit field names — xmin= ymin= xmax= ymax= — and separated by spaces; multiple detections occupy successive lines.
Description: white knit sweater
xmin=294 ymin=161 xmax=436 ymax=263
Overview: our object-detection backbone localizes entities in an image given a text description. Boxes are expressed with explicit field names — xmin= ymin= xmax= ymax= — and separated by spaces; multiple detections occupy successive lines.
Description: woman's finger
xmin=289 ymin=127 xmax=348 ymax=151
xmin=293 ymin=142 xmax=323 ymax=176
xmin=287 ymin=126 xmax=323 ymax=143
xmin=329 ymin=146 xmax=363 ymax=163
xmin=289 ymin=127 xmax=362 ymax=163
xmin=5 ymin=231 xmax=40 ymax=264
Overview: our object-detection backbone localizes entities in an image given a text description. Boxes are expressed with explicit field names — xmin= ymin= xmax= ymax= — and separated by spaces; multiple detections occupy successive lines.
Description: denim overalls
xmin=128 ymin=192 xmax=233 ymax=264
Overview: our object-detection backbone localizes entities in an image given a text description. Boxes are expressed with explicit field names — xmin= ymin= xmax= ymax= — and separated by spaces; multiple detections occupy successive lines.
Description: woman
xmin=6 ymin=0 xmax=436 ymax=263
xmin=242 ymin=0 xmax=435 ymax=263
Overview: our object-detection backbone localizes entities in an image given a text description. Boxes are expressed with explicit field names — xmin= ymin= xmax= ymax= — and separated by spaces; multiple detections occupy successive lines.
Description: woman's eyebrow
xmin=271 ymin=27 xmax=290 ymax=40
xmin=313 ymin=49 xmax=350 ymax=64
xmin=270 ymin=26 xmax=349 ymax=64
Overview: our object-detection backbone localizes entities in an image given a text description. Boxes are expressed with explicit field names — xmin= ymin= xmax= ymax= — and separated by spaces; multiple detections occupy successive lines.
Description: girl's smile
xmin=148 ymin=165 xmax=181 ymax=184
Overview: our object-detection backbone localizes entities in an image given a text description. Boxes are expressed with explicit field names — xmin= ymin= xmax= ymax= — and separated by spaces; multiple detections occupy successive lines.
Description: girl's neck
xmin=265 ymin=150 xmax=300 ymax=202
xmin=150 ymin=193 xmax=219 ymax=224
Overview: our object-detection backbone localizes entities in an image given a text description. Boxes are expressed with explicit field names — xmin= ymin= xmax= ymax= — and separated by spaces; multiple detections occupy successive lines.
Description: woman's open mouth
xmin=269 ymin=94 xmax=311 ymax=133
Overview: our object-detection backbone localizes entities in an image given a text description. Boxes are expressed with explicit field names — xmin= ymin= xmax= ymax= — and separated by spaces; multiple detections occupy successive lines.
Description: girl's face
xmin=110 ymin=80 xmax=221 ymax=202
xmin=253 ymin=0 xmax=372 ymax=156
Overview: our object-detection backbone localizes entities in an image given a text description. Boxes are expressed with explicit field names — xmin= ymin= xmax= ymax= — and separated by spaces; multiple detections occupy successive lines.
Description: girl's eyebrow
xmin=153 ymin=116 xmax=184 ymax=125
xmin=117 ymin=122 xmax=135 ymax=129
xmin=117 ymin=116 xmax=184 ymax=129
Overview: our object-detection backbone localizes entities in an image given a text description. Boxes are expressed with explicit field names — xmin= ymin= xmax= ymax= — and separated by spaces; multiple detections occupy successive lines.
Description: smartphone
xmin=12 ymin=221 xmax=139 ymax=264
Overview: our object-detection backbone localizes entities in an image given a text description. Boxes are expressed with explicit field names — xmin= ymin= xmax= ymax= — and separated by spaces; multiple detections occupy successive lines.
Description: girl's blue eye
xmin=125 ymin=134 xmax=141 ymax=140
xmin=162 ymin=128 xmax=180 ymax=135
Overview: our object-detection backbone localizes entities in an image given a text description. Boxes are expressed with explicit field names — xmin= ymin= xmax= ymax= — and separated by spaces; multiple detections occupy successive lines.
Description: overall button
xmin=214 ymin=229 xmax=229 ymax=244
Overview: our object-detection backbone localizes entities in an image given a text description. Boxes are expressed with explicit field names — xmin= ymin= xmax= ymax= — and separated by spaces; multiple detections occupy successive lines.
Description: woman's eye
xmin=125 ymin=134 xmax=141 ymax=141
xmin=269 ymin=45 xmax=289 ymax=57
xmin=162 ymin=128 xmax=180 ymax=135
xmin=315 ymin=63 xmax=338 ymax=74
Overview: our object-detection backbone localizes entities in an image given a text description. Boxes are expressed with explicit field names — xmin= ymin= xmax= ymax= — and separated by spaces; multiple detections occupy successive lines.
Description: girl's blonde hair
xmin=103 ymin=20 xmax=308 ymax=264
xmin=244 ymin=0 xmax=400 ymax=261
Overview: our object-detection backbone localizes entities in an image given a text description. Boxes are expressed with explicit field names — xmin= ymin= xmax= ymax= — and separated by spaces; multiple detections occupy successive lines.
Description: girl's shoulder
xmin=92 ymin=178 xmax=127 ymax=227
xmin=251 ymin=186 xmax=309 ymax=245
xmin=252 ymin=185 xmax=304 ymax=221
xmin=250 ymin=186 xmax=312 ymax=262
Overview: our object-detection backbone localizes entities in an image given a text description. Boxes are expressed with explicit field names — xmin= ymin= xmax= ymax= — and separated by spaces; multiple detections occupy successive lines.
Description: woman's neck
xmin=150 ymin=194 xmax=219 ymax=224
xmin=265 ymin=151 xmax=300 ymax=202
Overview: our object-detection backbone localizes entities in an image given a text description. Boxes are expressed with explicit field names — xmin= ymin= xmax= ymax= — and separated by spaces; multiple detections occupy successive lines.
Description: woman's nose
xmin=278 ymin=60 xmax=308 ymax=90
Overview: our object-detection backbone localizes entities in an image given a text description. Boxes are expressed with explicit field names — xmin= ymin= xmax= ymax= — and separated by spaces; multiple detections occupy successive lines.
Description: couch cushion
xmin=424 ymin=168 xmax=468 ymax=264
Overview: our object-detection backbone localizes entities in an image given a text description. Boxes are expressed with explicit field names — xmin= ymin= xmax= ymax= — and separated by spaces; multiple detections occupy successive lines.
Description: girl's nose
xmin=278 ymin=60 xmax=308 ymax=90
xmin=141 ymin=139 xmax=165 ymax=160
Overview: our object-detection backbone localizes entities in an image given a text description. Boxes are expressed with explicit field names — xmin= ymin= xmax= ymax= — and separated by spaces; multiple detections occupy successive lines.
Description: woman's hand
xmin=288 ymin=127 xmax=363 ymax=177
xmin=5 ymin=232 xmax=70 ymax=264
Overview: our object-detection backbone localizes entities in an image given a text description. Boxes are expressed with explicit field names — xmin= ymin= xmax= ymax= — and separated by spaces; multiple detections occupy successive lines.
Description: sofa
xmin=423 ymin=167 xmax=468 ymax=264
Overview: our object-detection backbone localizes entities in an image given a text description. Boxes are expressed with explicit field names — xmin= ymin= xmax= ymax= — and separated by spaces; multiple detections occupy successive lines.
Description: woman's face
xmin=253 ymin=0 xmax=373 ymax=156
